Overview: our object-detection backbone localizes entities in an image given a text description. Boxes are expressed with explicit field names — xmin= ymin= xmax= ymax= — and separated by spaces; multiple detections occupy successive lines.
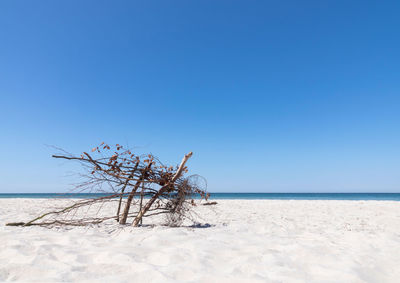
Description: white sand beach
xmin=1 ymin=199 xmax=400 ymax=282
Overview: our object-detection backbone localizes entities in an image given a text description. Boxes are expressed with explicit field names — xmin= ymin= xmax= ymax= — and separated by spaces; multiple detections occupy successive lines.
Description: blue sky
xmin=1 ymin=0 xmax=399 ymax=193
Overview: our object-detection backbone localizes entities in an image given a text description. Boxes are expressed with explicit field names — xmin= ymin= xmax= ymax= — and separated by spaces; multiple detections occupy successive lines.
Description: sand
xmin=1 ymin=199 xmax=400 ymax=282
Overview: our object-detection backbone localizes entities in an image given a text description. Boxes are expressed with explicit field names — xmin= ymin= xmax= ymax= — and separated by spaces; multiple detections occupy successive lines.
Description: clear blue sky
xmin=1 ymin=0 xmax=399 ymax=193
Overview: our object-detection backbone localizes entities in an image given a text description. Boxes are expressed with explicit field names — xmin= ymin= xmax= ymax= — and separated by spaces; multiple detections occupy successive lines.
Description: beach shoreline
xmin=1 ymin=199 xmax=400 ymax=282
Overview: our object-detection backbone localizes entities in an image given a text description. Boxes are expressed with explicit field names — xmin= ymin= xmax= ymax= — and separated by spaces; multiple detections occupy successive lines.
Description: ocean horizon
xmin=1 ymin=192 xmax=400 ymax=201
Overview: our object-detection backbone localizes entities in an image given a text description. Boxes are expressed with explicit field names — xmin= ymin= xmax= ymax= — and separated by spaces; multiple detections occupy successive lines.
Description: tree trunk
xmin=116 ymin=160 xmax=140 ymax=222
xmin=119 ymin=163 xmax=152 ymax=225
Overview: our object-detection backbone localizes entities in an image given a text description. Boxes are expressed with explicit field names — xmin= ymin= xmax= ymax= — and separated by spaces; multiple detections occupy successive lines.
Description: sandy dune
xmin=1 ymin=199 xmax=400 ymax=282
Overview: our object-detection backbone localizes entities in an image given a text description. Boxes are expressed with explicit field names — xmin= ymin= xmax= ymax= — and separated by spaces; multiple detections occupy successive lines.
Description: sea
xmin=0 ymin=193 xmax=399 ymax=201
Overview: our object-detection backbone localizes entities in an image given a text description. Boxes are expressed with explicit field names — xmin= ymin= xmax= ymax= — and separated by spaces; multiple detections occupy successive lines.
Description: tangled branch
xmin=6 ymin=143 xmax=208 ymax=227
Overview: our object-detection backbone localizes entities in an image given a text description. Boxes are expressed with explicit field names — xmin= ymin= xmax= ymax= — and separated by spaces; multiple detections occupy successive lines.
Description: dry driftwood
xmin=6 ymin=143 xmax=208 ymax=227
xmin=202 ymin=201 xmax=218 ymax=206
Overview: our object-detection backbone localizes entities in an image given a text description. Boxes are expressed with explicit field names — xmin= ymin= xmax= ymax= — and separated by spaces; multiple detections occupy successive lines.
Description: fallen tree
xmin=6 ymin=143 xmax=208 ymax=227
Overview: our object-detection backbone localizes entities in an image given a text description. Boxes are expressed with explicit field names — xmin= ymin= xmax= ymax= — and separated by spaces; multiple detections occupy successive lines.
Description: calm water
xmin=0 ymin=193 xmax=399 ymax=201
